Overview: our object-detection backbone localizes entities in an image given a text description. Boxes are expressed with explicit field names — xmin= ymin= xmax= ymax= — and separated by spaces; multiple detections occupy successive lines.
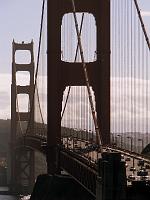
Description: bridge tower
xmin=11 ymin=41 xmax=35 ymax=193
xmin=47 ymin=0 xmax=110 ymax=174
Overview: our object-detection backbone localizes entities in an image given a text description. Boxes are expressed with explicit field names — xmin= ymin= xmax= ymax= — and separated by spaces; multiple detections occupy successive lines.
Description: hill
xmin=0 ymin=119 xmax=10 ymax=153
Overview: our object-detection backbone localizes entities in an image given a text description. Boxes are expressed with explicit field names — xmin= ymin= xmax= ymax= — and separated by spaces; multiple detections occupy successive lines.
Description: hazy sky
xmin=0 ymin=0 xmax=42 ymax=74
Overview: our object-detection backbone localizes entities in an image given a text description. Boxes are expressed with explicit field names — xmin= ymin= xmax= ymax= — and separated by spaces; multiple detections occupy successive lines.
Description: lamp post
xmin=146 ymin=132 xmax=148 ymax=145
xmin=111 ymin=132 xmax=115 ymax=146
xmin=89 ymin=130 xmax=92 ymax=143
xmin=84 ymin=129 xmax=87 ymax=141
xmin=79 ymin=129 xmax=82 ymax=148
xmin=114 ymin=134 xmax=117 ymax=147
xmin=72 ymin=128 xmax=75 ymax=150
xmin=127 ymin=136 xmax=133 ymax=152
xmin=127 ymin=136 xmax=135 ymax=171
xmin=138 ymin=138 xmax=144 ymax=153
xmin=117 ymin=134 xmax=123 ymax=149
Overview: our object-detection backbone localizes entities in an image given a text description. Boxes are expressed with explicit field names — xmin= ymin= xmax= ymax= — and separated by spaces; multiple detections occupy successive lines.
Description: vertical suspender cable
xmin=131 ymin=0 xmax=133 ymax=143
xmin=114 ymin=0 xmax=117 ymax=138
xmin=122 ymin=0 xmax=126 ymax=147
xmin=110 ymin=0 xmax=113 ymax=141
xmin=146 ymin=48 xmax=148 ymax=144
xmin=147 ymin=47 xmax=149 ymax=144
xmin=120 ymin=0 xmax=123 ymax=146
xmin=138 ymin=14 xmax=140 ymax=140
xmin=117 ymin=0 xmax=119 ymax=138
xmin=127 ymin=0 xmax=130 ymax=137
xmin=142 ymin=25 xmax=144 ymax=136
xmin=124 ymin=0 xmax=127 ymax=149
xmin=118 ymin=0 xmax=121 ymax=137
xmin=134 ymin=5 xmax=137 ymax=150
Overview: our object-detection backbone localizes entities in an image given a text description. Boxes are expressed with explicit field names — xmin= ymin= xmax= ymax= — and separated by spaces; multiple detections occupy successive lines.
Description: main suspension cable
xmin=71 ymin=0 xmax=103 ymax=150
xmin=134 ymin=0 xmax=150 ymax=51
xmin=25 ymin=0 xmax=46 ymax=135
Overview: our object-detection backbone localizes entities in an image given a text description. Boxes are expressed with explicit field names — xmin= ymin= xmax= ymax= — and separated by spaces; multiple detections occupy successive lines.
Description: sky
xmin=0 ymin=0 xmax=150 ymax=135
xmin=0 ymin=0 xmax=44 ymax=120
xmin=0 ymin=0 xmax=149 ymax=73
xmin=0 ymin=0 xmax=42 ymax=74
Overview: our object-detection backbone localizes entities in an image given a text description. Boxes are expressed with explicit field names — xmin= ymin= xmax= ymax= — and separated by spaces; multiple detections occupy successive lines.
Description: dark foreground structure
xmin=30 ymin=152 xmax=150 ymax=200
xmin=10 ymin=0 xmax=150 ymax=199
xmin=30 ymin=174 xmax=94 ymax=200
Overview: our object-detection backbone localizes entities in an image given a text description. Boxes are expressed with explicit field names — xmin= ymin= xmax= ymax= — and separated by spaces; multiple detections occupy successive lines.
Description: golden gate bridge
xmin=10 ymin=0 xmax=150 ymax=199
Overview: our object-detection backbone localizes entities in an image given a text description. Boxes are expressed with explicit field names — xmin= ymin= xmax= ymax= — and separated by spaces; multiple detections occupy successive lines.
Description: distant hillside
xmin=0 ymin=119 xmax=10 ymax=133
xmin=0 ymin=119 xmax=10 ymax=152
xmin=0 ymin=119 xmax=149 ymax=154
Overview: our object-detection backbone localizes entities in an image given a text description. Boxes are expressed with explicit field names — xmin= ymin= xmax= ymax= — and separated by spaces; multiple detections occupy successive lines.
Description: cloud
xmin=62 ymin=77 xmax=150 ymax=133
xmin=0 ymin=73 xmax=47 ymax=122
xmin=141 ymin=11 xmax=150 ymax=17
xmin=0 ymin=74 xmax=11 ymax=119
xmin=1 ymin=74 xmax=150 ymax=134
xmin=110 ymin=77 xmax=150 ymax=133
